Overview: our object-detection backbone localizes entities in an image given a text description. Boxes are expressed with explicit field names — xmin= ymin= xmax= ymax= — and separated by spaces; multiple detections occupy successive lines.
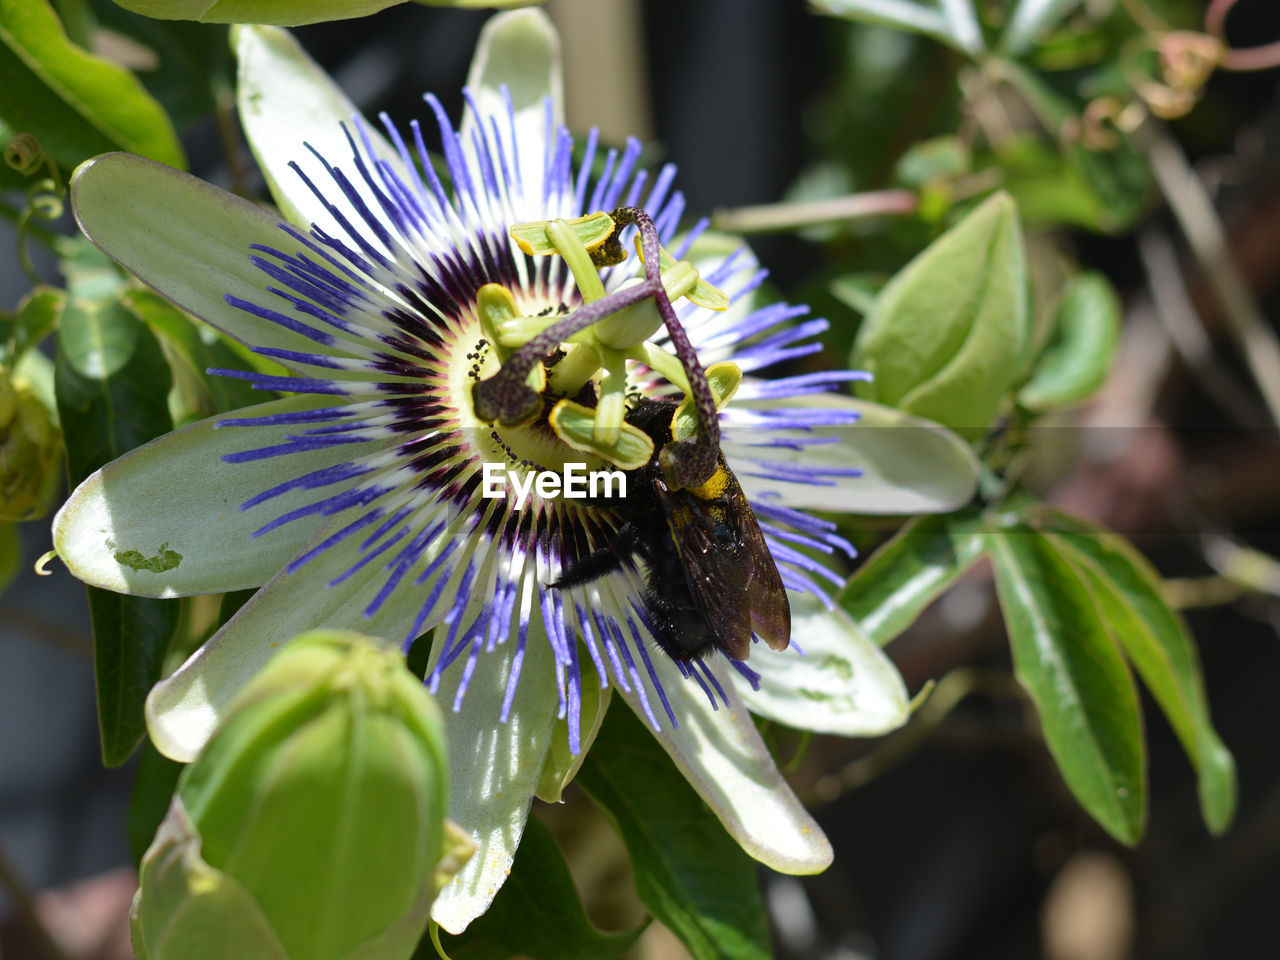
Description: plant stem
xmin=711 ymin=189 xmax=918 ymax=234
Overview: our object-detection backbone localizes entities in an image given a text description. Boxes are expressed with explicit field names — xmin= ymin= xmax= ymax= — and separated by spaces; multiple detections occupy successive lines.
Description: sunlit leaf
xmin=0 ymin=0 xmax=184 ymax=170
xmin=1030 ymin=508 xmax=1237 ymax=834
xmin=127 ymin=739 xmax=184 ymax=867
xmin=987 ymin=520 xmax=1146 ymax=844
xmin=113 ymin=0 xmax=541 ymax=25
xmin=838 ymin=506 xmax=987 ymax=645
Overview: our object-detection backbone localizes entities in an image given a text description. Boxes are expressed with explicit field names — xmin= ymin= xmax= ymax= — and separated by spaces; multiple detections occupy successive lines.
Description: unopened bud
xmin=1 ymin=377 xmax=60 ymax=521
xmin=131 ymin=631 xmax=469 ymax=960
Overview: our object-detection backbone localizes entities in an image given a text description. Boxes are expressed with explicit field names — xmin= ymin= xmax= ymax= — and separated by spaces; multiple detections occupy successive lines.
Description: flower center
xmin=467 ymin=206 xmax=734 ymax=490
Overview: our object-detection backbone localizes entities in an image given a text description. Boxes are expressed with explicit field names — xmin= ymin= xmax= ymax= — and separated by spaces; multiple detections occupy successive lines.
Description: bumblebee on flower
xmin=51 ymin=9 xmax=975 ymax=933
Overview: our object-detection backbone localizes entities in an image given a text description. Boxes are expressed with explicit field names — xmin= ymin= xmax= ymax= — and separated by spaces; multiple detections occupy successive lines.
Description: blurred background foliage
xmin=4 ymin=0 xmax=1280 ymax=958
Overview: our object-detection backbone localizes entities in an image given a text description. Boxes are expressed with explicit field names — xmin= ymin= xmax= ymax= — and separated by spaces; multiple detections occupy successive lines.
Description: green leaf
xmin=112 ymin=0 xmax=538 ymax=23
xmin=1001 ymin=0 xmax=1085 ymax=56
xmin=56 ymin=294 xmax=178 ymax=765
xmin=123 ymin=288 xmax=265 ymax=423
xmin=84 ymin=585 xmax=181 ymax=766
xmin=986 ymin=521 xmax=1146 ymax=844
xmin=0 ymin=0 xmax=185 ymax=171
xmin=5 ymin=286 xmax=66 ymax=366
xmin=438 ymin=817 xmax=644 ymax=960
xmin=1020 ymin=272 xmax=1121 ymax=410
xmin=111 ymin=0 xmax=401 ymax=25
xmin=812 ymin=0 xmax=983 ymax=56
xmin=1030 ymin=508 xmax=1237 ymax=834
xmin=1070 ymin=140 xmax=1151 ymax=233
xmin=55 ymin=296 xmax=173 ymax=476
xmin=576 ymin=706 xmax=772 ymax=960
xmin=128 ymin=738 xmax=184 ymax=867
xmin=837 ymin=506 xmax=987 ymax=646
xmin=852 ymin=192 xmax=1029 ymax=437
xmin=91 ymin=5 xmax=233 ymax=134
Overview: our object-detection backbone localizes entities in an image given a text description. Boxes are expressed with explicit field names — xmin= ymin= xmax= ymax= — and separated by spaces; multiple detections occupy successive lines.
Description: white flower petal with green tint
xmin=726 ymin=390 xmax=979 ymax=515
xmin=72 ymin=154 xmax=325 ymax=354
xmin=428 ymin=626 xmax=561 ymax=934
xmin=235 ymin=24 xmax=406 ymax=236
xmin=145 ymin=510 xmax=437 ymax=761
xmin=461 ymin=9 xmax=563 ymax=210
xmin=52 ymin=396 xmax=350 ymax=596
xmin=733 ymin=594 xmax=910 ymax=736
xmin=615 ymin=664 xmax=833 ymax=875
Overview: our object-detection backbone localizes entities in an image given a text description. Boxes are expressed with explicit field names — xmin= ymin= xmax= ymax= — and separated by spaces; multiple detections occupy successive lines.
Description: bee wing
xmin=721 ymin=481 xmax=791 ymax=653
xmin=656 ymin=469 xmax=791 ymax=661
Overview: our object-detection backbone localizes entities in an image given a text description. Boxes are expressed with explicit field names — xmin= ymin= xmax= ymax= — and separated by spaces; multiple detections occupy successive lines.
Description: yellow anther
xmin=671 ymin=361 xmax=742 ymax=442
xmin=633 ymin=238 xmax=729 ymax=311
xmin=510 ymin=212 xmax=617 ymax=257
xmin=548 ymin=399 xmax=654 ymax=471
xmin=476 ymin=283 xmax=520 ymax=360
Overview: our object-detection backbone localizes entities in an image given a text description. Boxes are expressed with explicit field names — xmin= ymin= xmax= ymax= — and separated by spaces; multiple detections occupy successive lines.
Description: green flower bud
xmin=852 ymin=193 xmax=1029 ymax=438
xmin=132 ymin=631 xmax=467 ymax=960
xmin=0 ymin=376 xmax=60 ymax=521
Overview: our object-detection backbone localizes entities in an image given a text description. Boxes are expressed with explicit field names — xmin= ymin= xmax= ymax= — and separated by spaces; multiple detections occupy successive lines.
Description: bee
xmin=554 ymin=398 xmax=790 ymax=662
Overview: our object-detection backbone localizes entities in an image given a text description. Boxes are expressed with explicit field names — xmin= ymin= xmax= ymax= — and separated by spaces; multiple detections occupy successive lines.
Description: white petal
xmin=71 ymin=153 xmax=332 ymax=354
xmin=461 ymin=8 xmax=563 ymax=217
xmin=735 ymin=595 xmax=910 ymax=736
xmin=52 ymin=396 xmax=356 ymax=597
xmin=234 ymin=25 xmax=405 ymax=237
xmin=145 ymin=517 xmax=427 ymax=761
xmin=429 ymin=625 xmax=560 ymax=934
xmin=726 ymin=391 xmax=979 ymax=515
xmin=615 ymin=662 xmax=832 ymax=874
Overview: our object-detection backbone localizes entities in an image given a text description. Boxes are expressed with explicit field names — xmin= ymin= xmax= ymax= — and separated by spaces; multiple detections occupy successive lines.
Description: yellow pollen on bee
xmin=688 ymin=465 xmax=730 ymax=501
